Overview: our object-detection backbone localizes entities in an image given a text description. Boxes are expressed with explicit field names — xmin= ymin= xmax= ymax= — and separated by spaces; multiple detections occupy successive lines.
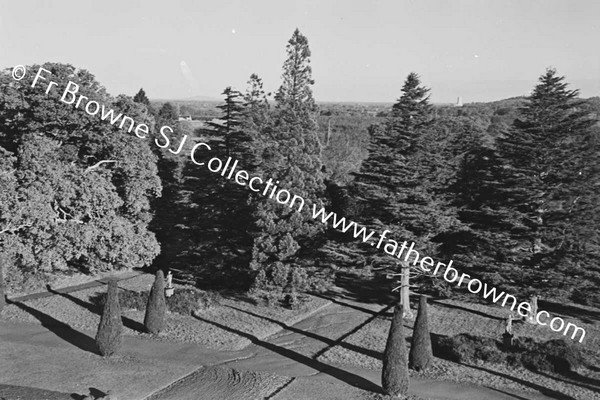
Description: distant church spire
xmin=455 ymin=97 xmax=463 ymax=107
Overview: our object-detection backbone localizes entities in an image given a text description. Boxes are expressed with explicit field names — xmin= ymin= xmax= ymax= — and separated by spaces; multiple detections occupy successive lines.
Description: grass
xmin=317 ymin=297 xmax=600 ymax=400
xmin=0 ymin=273 xmax=331 ymax=351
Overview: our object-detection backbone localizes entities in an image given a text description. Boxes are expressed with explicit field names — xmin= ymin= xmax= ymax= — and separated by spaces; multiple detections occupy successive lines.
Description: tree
xmin=243 ymin=74 xmax=270 ymax=169
xmin=95 ymin=279 xmax=123 ymax=356
xmin=144 ymin=269 xmax=166 ymax=334
xmin=409 ymin=295 xmax=433 ymax=371
xmin=455 ymin=68 xmax=600 ymax=298
xmin=502 ymin=69 xmax=599 ymax=297
xmin=133 ymin=88 xmax=150 ymax=107
xmin=382 ymin=304 xmax=410 ymax=396
xmin=353 ymin=73 xmax=443 ymax=317
xmin=0 ymin=63 xmax=161 ymax=290
xmin=158 ymin=102 xmax=178 ymax=121
xmin=209 ymin=87 xmax=246 ymax=158
xmin=133 ymin=88 xmax=154 ymax=115
xmin=248 ymin=29 xmax=326 ymax=295
xmin=389 ymin=72 xmax=433 ymax=142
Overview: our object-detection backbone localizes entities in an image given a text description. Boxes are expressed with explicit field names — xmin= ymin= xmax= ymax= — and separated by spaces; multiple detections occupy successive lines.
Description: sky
xmin=1 ymin=0 xmax=599 ymax=103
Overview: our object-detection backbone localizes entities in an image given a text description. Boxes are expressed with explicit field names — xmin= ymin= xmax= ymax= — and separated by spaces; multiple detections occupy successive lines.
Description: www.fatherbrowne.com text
xmin=16 ymin=65 xmax=587 ymax=343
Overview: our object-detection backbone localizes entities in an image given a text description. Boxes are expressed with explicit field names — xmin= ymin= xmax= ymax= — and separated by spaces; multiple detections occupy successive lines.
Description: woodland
xmin=1 ymin=28 xmax=599 ymax=313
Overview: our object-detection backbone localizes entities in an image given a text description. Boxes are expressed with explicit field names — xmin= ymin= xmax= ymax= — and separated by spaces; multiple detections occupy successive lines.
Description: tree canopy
xmin=0 ymin=63 xmax=161 ymax=290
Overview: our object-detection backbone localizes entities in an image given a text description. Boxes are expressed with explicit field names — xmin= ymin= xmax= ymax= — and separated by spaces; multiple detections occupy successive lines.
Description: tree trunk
xmin=526 ymin=295 xmax=538 ymax=324
xmin=400 ymin=264 xmax=413 ymax=319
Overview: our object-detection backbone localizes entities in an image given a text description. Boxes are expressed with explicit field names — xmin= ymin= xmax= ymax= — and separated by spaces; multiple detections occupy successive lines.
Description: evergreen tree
xmin=448 ymin=69 xmax=600 ymax=301
xmin=448 ymin=146 xmax=518 ymax=286
xmin=498 ymin=68 xmax=599 ymax=296
xmin=209 ymin=87 xmax=246 ymax=158
xmin=382 ymin=304 xmax=410 ymax=396
xmin=409 ymin=295 xmax=433 ymax=371
xmin=243 ymin=74 xmax=270 ymax=169
xmin=95 ymin=279 xmax=123 ymax=356
xmin=354 ymin=73 xmax=446 ymax=316
xmin=388 ymin=72 xmax=433 ymax=144
xmin=133 ymin=88 xmax=154 ymax=115
xmin=133 ymin=88 xmax=150 ymax=107
xmin=144 ymin=269 xmax=166 ymax=334
xmin=456 ymin=68 xmax=600 ymax=298
xmin=249 ymin=29 xmax=325 ymax=295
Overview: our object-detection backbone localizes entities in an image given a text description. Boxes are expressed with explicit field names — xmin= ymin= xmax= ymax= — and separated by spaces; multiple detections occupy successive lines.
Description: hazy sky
xmin=1 ymin=0 xmax=598 ymax=103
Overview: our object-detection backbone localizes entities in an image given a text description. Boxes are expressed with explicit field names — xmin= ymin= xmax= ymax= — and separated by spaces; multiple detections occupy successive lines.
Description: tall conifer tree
xmin=495 ymin=68 xmax=599 ymax=295
xmin=249 ymin=29 xmax=325 ymax=295
xmin=209 ymin=87 xmax=246 ymax=158
xmin=354 ymin=73 xmax=444 ymax=316
xmin=453 ymin=68 xmax=600 ymax=300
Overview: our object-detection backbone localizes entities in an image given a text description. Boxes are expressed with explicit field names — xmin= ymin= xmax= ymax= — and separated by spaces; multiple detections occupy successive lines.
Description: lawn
xmin=1 ymin=273 xmax=331 ymax=351
xmin=317 ymin=296 xmax=600 ymax=400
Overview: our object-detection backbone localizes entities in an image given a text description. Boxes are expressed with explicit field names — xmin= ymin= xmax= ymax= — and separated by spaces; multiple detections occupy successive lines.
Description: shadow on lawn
xmin=307 ymin=291 xmax=393 ymax=317
xmin=223 ymin=303 xmax=387 ymax=360
xmin=535 ymin=369 xmax=600 ymax=393
xmin=537 ymin=299 xmax=600 ymax=323
xmin=192 ymin=313 xmax=383 ymax=394
xmin=329 ymin=271 xmax=397 ymax=305
xmin=458 ymin=362 xmax=577 ymax=400
xmin=429 ymin=299 xmax=505 ymax=321
xmin=485 ymin=387 xmax=531 ymax=400
xmin=6 ymin=299 xmax=98 ymax=355
xmin=46 ymin=286 xmax=146 ymax=333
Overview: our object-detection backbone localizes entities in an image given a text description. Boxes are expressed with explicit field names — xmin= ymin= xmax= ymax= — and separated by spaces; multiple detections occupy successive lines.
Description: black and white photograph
xmin=0 ymin=1 xmax=599 ymax=399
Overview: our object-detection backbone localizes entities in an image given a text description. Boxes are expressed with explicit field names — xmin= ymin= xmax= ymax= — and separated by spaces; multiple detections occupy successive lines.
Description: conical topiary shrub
xmin=143 ymin=269 xmax=166 ymax=334
xmin=95 ymin=279 xmax=123 ymax=356
xmin=409 ymin=295 xmax=433 ymax=371
xmin=382 ymin=304 xmax=410 ymax=397
xmin=0 ymin=254 xmax=6 ymax=312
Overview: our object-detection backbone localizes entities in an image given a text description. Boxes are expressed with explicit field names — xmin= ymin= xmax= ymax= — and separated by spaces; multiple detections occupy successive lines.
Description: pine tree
xmin=409 ymin=295 xmax=433 ymax=371
xmin=353 ymin=73 xmax=442 ymax=317
xmin=144 ymin=269 xmax=166 ymax=334
xmin=249 ymin=29 xmax=325 ymax=294
xmin=133 ymin=88 xmax=154 ymax=116
xmin=133 ymin=88 xmax=150 ymax=107
xmin=470 ymin=68 xmax=600 ymax=297
xmin=95 ymin=279 xmax=123 ymax=356
xmin=243 ymin=74 xmax=270 ymax=169
xmin=389 ymin=72 xmax=433 ymax=144
xmin=446 ymin=143 xmax=522 ymax=291
xmin=382 ymin=304 xmax=410 ymax=396
xmin=209 ymin=87 xmax=246 ymax=158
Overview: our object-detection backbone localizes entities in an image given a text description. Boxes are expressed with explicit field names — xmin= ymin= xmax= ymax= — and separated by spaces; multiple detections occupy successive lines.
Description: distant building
xmin=455 ymin=97 xmax=463 ymax=107
xmin=178 ymin=115 xmax=192 ymax=121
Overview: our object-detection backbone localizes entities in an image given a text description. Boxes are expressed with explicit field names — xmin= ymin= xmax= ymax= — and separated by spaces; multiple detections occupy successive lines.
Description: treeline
xmin=344 ymin=70 xmax=600 ymax=307
xmin=1 ymin=30 xmax=598 ymax=308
